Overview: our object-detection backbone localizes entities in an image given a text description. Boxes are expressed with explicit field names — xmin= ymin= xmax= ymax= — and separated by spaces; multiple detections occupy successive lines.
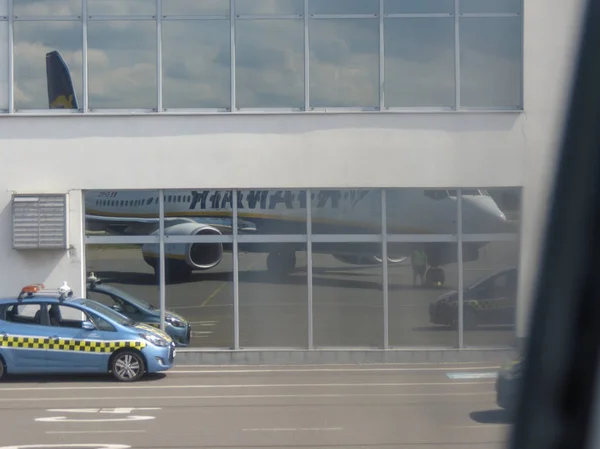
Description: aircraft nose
xmin=462 ymin=196 xmax=516 ymax=234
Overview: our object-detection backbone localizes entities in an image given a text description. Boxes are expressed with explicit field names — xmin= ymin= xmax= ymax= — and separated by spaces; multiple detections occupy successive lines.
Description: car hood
xmin=433 ymin=289 xmax=478 ymax=305
xmin=134 ymin=322 xmax=174 ymax=343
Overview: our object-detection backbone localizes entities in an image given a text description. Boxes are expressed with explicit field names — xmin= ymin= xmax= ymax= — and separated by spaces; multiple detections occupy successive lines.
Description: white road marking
xmin=243 ymin=427 xmax=343 ymax=432
xmin=46 ymin=408 xmax=161 ymax=414
xmin=191 ymin=331 xmax=213 ymax=335
xmin=0 ymin=391 xmax=494 ymax=403
xmin=0 ymin=381 xmax=494 ymax=392
xmin=36 ymin=415 xmax=156 ymax=422
xmin=188 ymin=321 xmax=218 ymax=324
xmin=166 ymin=366 xmax=501 ymax=374
xmin=46 ymin=430 xmax=146 ymax=435
xmin=0 ymin=443 xmax=131 ymax=449
xmin=447 ymin=372 xmax=498 ymax=380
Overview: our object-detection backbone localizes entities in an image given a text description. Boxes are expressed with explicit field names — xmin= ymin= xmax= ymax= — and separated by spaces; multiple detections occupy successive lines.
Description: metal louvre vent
xmin=12 ymin=194 xmax=68 ymax=250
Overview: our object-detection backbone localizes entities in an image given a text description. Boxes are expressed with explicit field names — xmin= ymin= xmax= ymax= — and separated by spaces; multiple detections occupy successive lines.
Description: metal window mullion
xmin=307 ymin=188 xmax=313 ymax=349
xmin=158 ymin=189 xmax=166 ymax=332
xmin=457 ymin=188 xmax=464 ymax=348
xmin=232 ymin=189 xmax=239 ymax=349
xmin=303 ymin=0 xmax=309 ymax=110
xmin=7 ymin=0 xmax=13 ymax=113
xmin=82 ymin=0 xmax=88 ymax=112
xmin=382 ymin=189 xmax=388 ymax=349
xmin=230 ymin=0 xmax=235 ymax=111
xmin=379 ymin=0 xmax=384 ymax=111
xmin=454 ymin=0 xmax=460 ymax=110
xmin=156 ymin=0 xmax=162 ymax=112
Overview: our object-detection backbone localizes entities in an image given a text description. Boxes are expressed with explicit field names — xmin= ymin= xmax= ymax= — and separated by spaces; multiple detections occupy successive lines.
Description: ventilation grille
xmin=12 ymin=194 xmax=68 ymax=249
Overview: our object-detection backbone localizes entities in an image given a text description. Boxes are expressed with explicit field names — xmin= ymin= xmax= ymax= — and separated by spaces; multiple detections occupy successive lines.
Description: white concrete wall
xmin=0 ymin=0 xmax=586 ymax=342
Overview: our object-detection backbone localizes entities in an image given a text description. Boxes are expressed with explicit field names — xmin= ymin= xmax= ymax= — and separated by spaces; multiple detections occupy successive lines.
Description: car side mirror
xmin=82 ymin=320 xmax=95 ymax=330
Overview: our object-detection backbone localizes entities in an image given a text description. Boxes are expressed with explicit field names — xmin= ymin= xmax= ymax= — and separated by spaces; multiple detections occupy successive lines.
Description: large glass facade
xmin=84 ymin=187 xmax=522 ymax=350
xmin=2 ymin=0 xmax=523 ymax=113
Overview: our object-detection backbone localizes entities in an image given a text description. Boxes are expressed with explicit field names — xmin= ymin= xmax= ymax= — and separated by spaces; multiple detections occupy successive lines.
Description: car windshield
xmin=82 ymin=299 xmax=136 ymax=327
xmin=100 ymin=285 xmax=156 ymax=311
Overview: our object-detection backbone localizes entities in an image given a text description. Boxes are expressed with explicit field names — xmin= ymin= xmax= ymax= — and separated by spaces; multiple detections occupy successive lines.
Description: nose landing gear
xmin=425 ymin=266 xmax=445 ymax=287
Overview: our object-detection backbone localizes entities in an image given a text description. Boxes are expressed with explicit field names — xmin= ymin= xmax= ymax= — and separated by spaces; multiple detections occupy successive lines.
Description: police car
xmin=86 ymin=273 xmax=191 ymax=347
xmin=428 ymin=267 xmax=518 ymax=329
xmin=0 ymin=282 xmax=176 ymax=382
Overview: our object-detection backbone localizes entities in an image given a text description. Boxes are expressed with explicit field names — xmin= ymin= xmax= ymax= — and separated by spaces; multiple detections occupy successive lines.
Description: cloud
xmin=5 ymin=3 xmax=522 ymax=110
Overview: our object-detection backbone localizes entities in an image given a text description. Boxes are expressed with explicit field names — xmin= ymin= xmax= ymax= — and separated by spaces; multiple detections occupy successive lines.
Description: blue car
xmin=85 ymin=274 xmax=191 ymax=347
xmin=0 ymin=283 xmax=176 ymax=382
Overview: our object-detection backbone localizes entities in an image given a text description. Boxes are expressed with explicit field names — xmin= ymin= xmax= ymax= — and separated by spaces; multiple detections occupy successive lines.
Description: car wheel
xmin=111 ymin=350 xmax=145 ymax=382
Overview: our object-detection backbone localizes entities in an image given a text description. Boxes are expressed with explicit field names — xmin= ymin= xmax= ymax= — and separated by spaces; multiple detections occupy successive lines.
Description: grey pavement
xmin=86 ymin=241 xmax=519 ymax=350
xmin=0 ymin=363 xmax=511 ymax=449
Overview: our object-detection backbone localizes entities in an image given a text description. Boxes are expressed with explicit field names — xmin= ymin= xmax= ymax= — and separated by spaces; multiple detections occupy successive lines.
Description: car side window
xmin=87 ymin=290 xmax=117 ymax=308
xmin=4 ymin=303 xmax=44 ymax=326
xmin=48 ymin=304 xmax=93 ymax=329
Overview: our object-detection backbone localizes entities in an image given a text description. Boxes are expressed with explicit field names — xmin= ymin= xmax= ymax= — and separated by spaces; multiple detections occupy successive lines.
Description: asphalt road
xmin=86 ymin=241 xmax=519 ymax=349
xmin=0 ymin=363 xmax=511 ymax=449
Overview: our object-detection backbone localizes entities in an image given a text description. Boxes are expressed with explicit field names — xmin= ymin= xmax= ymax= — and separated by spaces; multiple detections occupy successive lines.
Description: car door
xmin=0 ymin=302 xmax=49 ymax=373
xmin=483 ymin=270 xmax=516 ymax=325
xmin=45 ymin=303 xmax=107 ymax=372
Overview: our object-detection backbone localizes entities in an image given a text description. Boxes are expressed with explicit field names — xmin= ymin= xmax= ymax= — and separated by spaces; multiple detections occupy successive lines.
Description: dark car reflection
xmin=85 ymin=274 xmax=191 ymax=347
xmin=429 ymin=267 xmax=518 ymax=329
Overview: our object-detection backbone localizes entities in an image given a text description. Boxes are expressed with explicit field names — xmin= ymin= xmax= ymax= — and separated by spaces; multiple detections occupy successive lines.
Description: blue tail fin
xmin=45 ymin=50 xmax=79 ymax=109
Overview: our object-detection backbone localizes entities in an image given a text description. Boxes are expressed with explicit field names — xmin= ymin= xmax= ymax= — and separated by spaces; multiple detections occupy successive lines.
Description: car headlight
xmin=139 ymin=332 xmax=168 ymax=347
xmin=165 ymin=314 xmax=186 ymax=328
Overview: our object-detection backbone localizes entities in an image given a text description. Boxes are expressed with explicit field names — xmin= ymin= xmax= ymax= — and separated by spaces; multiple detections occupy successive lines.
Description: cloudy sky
xmin=3 ymin=0 xmax=522 ymax=110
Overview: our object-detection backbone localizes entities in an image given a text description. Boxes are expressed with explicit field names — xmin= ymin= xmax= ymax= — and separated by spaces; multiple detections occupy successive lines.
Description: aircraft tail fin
xmin=46 ymin=50 xmax=79 ymax=109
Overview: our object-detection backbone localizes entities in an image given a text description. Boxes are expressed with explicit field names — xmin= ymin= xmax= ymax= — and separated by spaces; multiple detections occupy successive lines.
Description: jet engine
xmin=142 ymin=223 xmax=224 ymax=272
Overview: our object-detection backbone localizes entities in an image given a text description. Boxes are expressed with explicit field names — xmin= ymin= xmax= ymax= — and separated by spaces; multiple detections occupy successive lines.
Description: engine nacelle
xmin=142 ymin=223 xmax=223 ymax=271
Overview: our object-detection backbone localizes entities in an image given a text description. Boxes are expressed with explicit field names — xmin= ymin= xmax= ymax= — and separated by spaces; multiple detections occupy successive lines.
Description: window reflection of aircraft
xmin=85 ymin=189 xmax=514 ymax=285
xmin=46 ymin=50 xmax=516 ymax=285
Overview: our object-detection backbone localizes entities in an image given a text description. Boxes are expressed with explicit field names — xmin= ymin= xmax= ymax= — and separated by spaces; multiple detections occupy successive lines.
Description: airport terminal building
xmin=0 ymin=0 xmax=583 ymax=362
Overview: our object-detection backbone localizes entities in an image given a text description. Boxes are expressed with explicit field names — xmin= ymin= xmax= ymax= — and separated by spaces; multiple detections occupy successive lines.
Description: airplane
xmin=46 ymin=50 xmax=517 ymax=286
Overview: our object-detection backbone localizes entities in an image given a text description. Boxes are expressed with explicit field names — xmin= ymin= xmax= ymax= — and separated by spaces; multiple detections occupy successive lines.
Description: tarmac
xmin=0 ymin=363 xmax=512 ymax=449
xmin=85 ymin=241 xmax=519 ymax=350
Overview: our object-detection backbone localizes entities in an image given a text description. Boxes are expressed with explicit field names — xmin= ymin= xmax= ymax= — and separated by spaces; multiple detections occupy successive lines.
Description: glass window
xmin=312 ymin=189 xmax=381 ymax=235
xmin=387 ymin=189 xmax=457 ymax=235
xmin=162 ymin=0 xmax=229 ymax=16
xmin=235 ymin=0 xmax=303 ymax=15
xmin=85 ymin=244 xmax=160 ymax=314
xmin=83 ymin=190 xmax=159 ymax=236
xmin=48 ymin=304 xmax=90 ymax=328
xmin=4 ymin=303 xmax=43 ymax=325
xmin=460 ymin=17 xmax=522 ymax=108
xmin=384 ymin=17 xmax=455 ymax=107
xmin=0 ymin=22 xmax=7 ymax=111
xmin=312 ymin=243 xmax=383 ymax=347
xmin=460 ymin=0 xmax=521 ymax=14
xmin=13 ymin=0 xmax=81 ymax=16
xmin=162 ymin=20 xmax=230 ymax=109
xmin=88 ymin=21 xmax=157 ymax=109
xmin=0 ymin=0 xmax=7 ymax=16
xmin=389 ymin=242 xmax=458 ymax=346
xmin=164 ymin=244 xmax=234 ymax=348
xmin=87 ymin=310 xmax=117 ymax=332
xmin=235 ymin=19 xmax=304 ymax=109
xmin=384 ymin=0 xmax=453 ymax=14
xmin=239 ymin=244 xmax=307 ymax=347
xmin=13 ymin=21 xmax=82 ymax=110
xmin=87 ymin=0 xmax=156 ymax=16
xmin=309 ymin=19 xmax=379 ymax=108
xmin=461 ymin=187 xmax=520 ymax=234
xmin=238 ymin=190 xmax=307 ymax=235
xmin=462 ymin=243 xmax=518 ymax=346
xmin=309 ymin=0 xmax=379 ymax=15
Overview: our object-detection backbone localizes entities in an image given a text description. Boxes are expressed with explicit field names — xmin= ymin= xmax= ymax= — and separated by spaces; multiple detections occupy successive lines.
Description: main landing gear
xmin=424 ymin=265 xmax=445 ymax=287
xmin=266 ymin=250 xmax=296 ymax=277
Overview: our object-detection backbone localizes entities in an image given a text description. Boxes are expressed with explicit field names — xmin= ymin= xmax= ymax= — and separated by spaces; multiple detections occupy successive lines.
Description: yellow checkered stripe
xmin=0 ymin=335 xmax=146 ymax=353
